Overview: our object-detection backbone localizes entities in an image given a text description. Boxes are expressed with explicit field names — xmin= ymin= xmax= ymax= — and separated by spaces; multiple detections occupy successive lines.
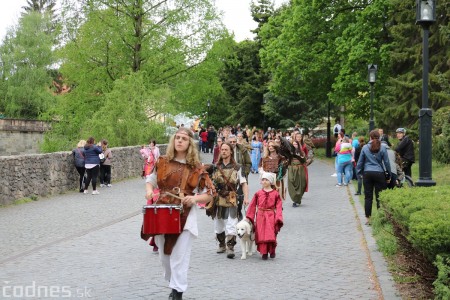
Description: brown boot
xmin=216 ymin=232 xmax=226 ymax=253
xmin=226 ymin=235 xmax=236 ymax=259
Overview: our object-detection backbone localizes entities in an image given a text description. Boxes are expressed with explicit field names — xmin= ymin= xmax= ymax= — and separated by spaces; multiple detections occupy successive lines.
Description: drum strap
xmin=164 ymin=166 xmax=191 ymax=255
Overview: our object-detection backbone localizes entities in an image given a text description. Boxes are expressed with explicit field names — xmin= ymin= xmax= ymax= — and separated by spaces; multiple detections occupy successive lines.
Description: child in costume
xmin=245 ymin=172 xmax=283 ymax=260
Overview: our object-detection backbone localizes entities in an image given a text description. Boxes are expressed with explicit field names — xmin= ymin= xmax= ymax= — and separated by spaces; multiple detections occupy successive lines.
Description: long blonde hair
xmin=263 ymin=140 xmax=277 ymax=158
xmin=77 ymin=140 xmax=86 ymax=148
xmin=165 ymin=127 xmax=200 ymax=167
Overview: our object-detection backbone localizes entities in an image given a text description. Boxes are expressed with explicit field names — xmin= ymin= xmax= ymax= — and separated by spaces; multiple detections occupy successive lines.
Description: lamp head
xmin=367 ymin=64 xmax=378 ymax=84
xmin=416 ymin=0 xmax=436 ymax=25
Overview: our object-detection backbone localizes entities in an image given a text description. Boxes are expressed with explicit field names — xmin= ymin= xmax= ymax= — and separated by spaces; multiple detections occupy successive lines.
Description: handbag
xmin=216 ymin=167 xmax=238 ymax=207
xmin=374 ymin=153 xmax=391 ymax=181
xmin=99 ymin=153 xmax=106 ymax=163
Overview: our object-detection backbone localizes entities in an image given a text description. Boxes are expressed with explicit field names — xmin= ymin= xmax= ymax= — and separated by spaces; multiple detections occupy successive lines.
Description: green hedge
xmin=379 ymin=187 xmax=450 ymax=260
xmin=379 ymin=186 xmax=450 ymax=299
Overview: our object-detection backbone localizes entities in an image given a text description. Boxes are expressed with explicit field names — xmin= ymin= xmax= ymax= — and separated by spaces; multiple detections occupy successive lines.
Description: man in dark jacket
xmin=379 ymin=128 xmax=392 ymax=147
xmin=395 ymin=128 xmax=415 ymax=177
xmin=207 ymin=126 xmax=217 ymax=154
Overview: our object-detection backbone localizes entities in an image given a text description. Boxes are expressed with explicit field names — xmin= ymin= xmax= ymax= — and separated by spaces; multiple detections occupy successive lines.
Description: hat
xmin=396 ymin=128 xmax=406 ymax=134
xmin=261 ymin=172 xmax=275 ymax=185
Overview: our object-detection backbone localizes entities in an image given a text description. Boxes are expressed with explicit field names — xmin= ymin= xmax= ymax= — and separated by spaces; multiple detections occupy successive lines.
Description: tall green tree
xmin=219 ymin=40 xmax=268 ymax=127
xmin=329 ymin=0 xmax=390 ymax=121
xmin=376 ymin=0 xmax=450 ymax=133
xmin=260 ymin=0 xmax=346 ymax=129
xmin=22 ymin=0 xmax=57 ymax=15
xmin=0 ymin=12 xmax=57 ymax=119
xmin=43 ymin=0 xmax=226 ymax=150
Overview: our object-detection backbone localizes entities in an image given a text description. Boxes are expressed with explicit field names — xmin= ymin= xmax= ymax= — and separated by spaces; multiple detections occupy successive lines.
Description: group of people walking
xmin=333 ymin=126 xmax=415 ymax=225
xmin=142 ymin=124 xmax=313 ymax=299
xmin=72 ymin=137 xmax=112 ymax=195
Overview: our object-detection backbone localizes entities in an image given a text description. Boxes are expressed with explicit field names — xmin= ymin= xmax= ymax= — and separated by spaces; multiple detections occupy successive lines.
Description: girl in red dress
xmin=245 ymin=172 xmax=283 ymax=260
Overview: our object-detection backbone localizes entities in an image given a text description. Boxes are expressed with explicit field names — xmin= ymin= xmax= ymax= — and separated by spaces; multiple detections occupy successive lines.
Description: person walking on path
xmin=207 ymin=126 xmax=217 ymax=154
xmin=250 ymin=136 xmax=263 ymax=174
xmin=99 ymin=139 xmax=113 ymax=187
xmin=259 ymin=140 xmax=288 ymax=200
xmin=354 ymin=137 xmax=365 ymax=195
xmin=72 ymin=140 xmax=86 ymax=193
xmin=200 ymin=128 xmax=208 ymax=153
xmin=83 ymin=137 xmax=102 ymax=195
xmin=209 ymin=142 xmax=249 ymax=259
xmin=288 ymin=132 xmax=308 ymax=207
xmin=335 ymin=136 xmax=354 ymax=187
xmin=356 ymin=130 xmax=391 ymax=225
xmin=144 ymin=127 xmax=215 ymax=299
xmin=245 ymin=172 xmax=283 ymax=260
xmin=212 ymin=137 xmax=223 ymax=164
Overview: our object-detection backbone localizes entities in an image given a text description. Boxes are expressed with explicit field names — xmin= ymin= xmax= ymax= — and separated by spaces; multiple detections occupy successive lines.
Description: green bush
xmin=379 ymin=187 xmax=450 ymax=261
xmin=433 ymin=107 xmax=450 ymax=164
xmin=433 ymin=254 xmax=450 ymax=300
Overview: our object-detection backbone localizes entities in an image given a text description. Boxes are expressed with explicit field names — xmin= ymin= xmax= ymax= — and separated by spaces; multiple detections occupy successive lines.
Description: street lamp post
xmin=367 ymin=64 xmax=377 ymax=132
xmin=326 ymin=100 xmax=332 ymax=157
xmin=415 ymin=0 xmax=436 ymax=187
xmin=207 ymin=99 xmax=211 ymax=127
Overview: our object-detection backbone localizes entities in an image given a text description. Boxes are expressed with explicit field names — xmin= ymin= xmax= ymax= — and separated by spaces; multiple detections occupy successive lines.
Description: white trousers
xmin=214 ymin=215 xmax=238 ymax=236
xmin=154 ymin=230 xmax=194 ymax=293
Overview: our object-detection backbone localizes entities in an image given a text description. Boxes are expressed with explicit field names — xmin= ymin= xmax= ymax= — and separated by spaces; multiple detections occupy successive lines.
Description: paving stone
xmin=0 ymin=153 xmax=399 ymax=299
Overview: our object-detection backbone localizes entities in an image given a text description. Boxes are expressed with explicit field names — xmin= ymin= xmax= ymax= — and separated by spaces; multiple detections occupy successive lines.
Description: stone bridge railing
xmin=0 ymin=145 xmax=167 ymax=206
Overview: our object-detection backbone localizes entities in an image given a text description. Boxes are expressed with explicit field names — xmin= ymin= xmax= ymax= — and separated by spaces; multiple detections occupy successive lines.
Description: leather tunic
xmin=155 ymin=156 xmax=214 ymax=254
xmin=261 ymin=155 xmax=280 ymax=173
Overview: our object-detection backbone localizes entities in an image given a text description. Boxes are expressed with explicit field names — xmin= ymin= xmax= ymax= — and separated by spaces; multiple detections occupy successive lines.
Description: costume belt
xmin=258 ymin=207 xmax=275 ymax=211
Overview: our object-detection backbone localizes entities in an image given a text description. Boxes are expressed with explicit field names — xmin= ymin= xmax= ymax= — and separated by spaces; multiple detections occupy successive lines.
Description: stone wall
xmin=0 ymin=145 xmax=167 ymax=206
xmin=0 ymin=119 xmax=51 ymax=156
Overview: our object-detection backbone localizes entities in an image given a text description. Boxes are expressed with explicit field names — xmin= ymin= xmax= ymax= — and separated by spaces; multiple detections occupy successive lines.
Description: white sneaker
xmin=335 ymin=184 xmax=342 ymax=187
xmin=331 ymin=173 xmax=337 ymax=177
xmin=107 ymin=184 xmax=112 ymax=187
xmin=92 ymin=190 xmax=100 ymax=195
xmin=83 ymin=190 xmax=88 ymax=194
xmin=100 ymin=184 xmax=105 ymax=188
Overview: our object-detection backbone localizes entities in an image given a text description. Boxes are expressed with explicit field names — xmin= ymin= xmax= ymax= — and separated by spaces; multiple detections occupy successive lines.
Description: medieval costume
xmin=232 ymin=142 xmax=251 ymax=220
xmin=260 ymin=152 xmax=288 ymax=200
xmin=145 ymin=155 xmax=214 ymax=295
xmin=287 ymin=144 xmax=309 ymax=206
xmin=250 ymin=139 xmax=263 ymax=173
xmin=246 ymin=172 xmax=283 ymax=258
xmin=210 ymin=162 xmax=247 ymax=258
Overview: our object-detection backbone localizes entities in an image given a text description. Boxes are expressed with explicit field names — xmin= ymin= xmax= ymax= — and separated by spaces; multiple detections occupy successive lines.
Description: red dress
xmin=246 ymin=189 xmax=283 ymax=255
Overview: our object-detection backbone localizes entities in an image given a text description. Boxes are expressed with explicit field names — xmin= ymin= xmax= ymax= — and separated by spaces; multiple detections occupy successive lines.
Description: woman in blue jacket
xmin=356 ymin=130 xmax=391 ymax=225
xmin=83 ymin=137 xmax=102 ymax=195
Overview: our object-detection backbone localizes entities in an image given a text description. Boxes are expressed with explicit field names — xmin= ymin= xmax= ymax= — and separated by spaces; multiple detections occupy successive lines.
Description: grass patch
xmin=13 ymin=197 xmax=37 ymax=205
xmin=0 ymin=196 xmax=38 ymax=208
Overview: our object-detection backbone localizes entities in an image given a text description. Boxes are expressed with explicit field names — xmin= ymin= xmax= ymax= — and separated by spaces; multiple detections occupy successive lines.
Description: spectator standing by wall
xmin=100 ymin=139 xmax=113 ymax=187
xmin=72 ymin=140 xmax=86 ymax=193
xmin=83 ymin=137 xmax=102 ymax=195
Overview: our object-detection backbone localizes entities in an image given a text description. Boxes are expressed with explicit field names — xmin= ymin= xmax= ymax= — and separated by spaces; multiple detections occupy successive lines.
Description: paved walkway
xmin=0 ymin=153 xmax=399 ymax=299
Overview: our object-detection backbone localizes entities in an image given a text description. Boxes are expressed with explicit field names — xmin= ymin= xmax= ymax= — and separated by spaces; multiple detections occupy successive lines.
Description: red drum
xmin=142 ymin=204 xmax=182 ymax=235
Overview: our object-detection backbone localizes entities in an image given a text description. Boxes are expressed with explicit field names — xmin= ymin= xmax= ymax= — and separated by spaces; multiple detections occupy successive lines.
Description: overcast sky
xmin=0 ymin=0 xmax=287 ymax=42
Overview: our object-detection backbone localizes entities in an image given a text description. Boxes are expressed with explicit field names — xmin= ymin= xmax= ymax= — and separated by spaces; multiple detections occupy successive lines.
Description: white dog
xmin=236 ymin=219 xmax=255 ymax=260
